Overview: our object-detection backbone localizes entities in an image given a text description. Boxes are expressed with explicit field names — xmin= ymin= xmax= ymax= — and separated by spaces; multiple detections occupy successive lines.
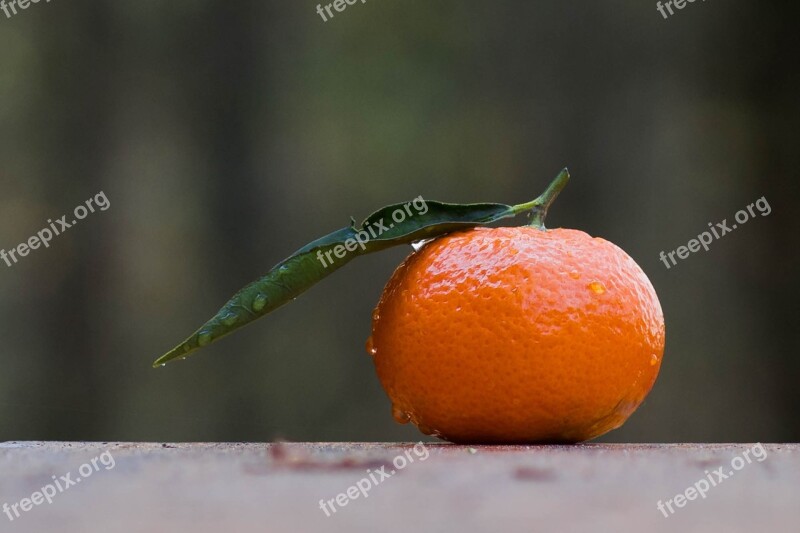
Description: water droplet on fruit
xmin=569 ymin=271 xmax=580 ymax=280
xmin=392 ymin=406 xmax=411 ymax=424
xmin=197 ymin=330 xmax=213 ymax=346
xmin=372 ymin=309 xmax=380 ymax=322
xmin=587 ymin=281 xmax=606 ymax=294
xmin=365 ymin=336 xmax=377 ymax=356
xmin=411 ymin=239 xmax=433 ymax=252
xmin=650 ymin=354 xmax=659 ymax=366
xmin=252 ymin=293 xmax=267 ymax=312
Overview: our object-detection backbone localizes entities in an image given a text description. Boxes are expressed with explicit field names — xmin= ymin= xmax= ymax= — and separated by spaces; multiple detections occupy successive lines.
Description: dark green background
xmin=0 ymin=1 xmax=797 ymax=443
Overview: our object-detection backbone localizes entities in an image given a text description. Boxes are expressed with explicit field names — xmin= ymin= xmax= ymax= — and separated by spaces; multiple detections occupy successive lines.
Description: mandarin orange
xmin=368 ymin=223 xmax=665 ymax=443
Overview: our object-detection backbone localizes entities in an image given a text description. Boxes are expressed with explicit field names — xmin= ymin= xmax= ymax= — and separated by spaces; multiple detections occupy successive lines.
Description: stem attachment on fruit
xmin=511 ymin=168 xmax=570 ymax=230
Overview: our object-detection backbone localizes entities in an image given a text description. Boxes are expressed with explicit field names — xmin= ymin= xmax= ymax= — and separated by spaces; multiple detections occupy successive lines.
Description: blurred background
xmin=0 ymin=1 xmax=797 ymax=443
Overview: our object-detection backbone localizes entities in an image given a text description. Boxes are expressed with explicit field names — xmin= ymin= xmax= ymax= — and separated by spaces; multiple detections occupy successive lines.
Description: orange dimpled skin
xmin=368 ymin=226 xmax=665 ymax=443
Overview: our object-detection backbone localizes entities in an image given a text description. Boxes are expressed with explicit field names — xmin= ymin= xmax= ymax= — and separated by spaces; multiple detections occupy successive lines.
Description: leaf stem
xmin=511 ymin=168 xmax=570 ymax=229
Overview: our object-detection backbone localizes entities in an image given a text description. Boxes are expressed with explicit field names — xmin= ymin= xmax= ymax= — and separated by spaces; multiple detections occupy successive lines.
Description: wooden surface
xmin=0 ymin=442 xmax=797 ymax=532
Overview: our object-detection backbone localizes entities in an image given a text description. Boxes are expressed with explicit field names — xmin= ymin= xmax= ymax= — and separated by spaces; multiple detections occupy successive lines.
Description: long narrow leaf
xmin=152 ymin=168 xmax=570 ymax=366
xmin=153 ymin=201 xmax=518 ymax=366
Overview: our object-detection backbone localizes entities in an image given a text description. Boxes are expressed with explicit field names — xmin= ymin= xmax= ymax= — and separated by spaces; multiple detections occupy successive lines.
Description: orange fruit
xmin=367 ymin=225 xmax=665 ymax=443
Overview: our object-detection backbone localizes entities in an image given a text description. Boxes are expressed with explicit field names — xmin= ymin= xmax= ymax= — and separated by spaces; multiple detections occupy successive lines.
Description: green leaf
xmin=152 ymin=169 xmax=570 ymax=367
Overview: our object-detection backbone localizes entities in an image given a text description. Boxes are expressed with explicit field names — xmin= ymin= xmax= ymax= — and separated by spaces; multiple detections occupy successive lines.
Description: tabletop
xmin=0 ymin=442 xmax=797 ymax=532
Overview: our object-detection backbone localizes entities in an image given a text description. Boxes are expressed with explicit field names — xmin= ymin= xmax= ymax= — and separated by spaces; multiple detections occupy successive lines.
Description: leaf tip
xmin=152 ymin=351 xmax=175 ymax=368
xmin=152 ymin=340 xmax=195 ymax=368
